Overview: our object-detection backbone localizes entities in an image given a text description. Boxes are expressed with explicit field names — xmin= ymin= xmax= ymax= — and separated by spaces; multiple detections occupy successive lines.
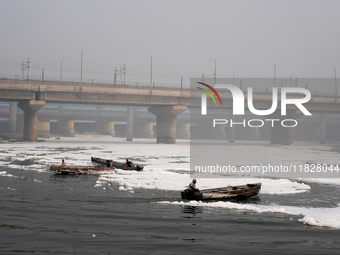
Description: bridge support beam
xmin=270 ymin=109 xmax=302 ymax=145
xmin=148 ymin=106 xmax=187 ymax=144
xmin=212 ymin=124 xmax=227 ymax=140
xmin=58 ymin=120 xmax=75 ymax=137
xmin=127 ymin=106 xmax=134 ymax=141
xmin=243 ymin=126 xmax=261 ymax=141
xmin=18 ymin=100 xmax=46 ymax=141
xmin=176 ymin=122 xmax=190 ymax=139
xmin=9 ymin=102 xmax=18 ymax=133
xmin=135 ymin=121 xmax=154 ymax=138
xmin=96 ymin=121 xmax=115 ymax=136
xmin=319 ymin=113 xmax=327 ymax=143
xmin=38 ymin=120 xmax=50 ymax=138
xmin=228 ymin=110 xmax=235 ymax=143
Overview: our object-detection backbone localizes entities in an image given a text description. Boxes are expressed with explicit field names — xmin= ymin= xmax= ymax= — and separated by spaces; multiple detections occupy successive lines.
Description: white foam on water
xmin=0 ymin=171 xmax=13 ymax=177
xmin=1 ymin=136 xmax=340 ymax=229
xmin=118 ymin=186 xmax=127 ymax=191
xmin=0 ymin=136 xmax=190 ymax=172
xmin=0 ymin=137 xmax=337 ymax=184
xmin=0 ymin=137 xmax=313 ymax=194
xmin=298 ymin=178 xmax=340 ymax=186
xmin=98 ymin=169 xmax=310 ymax=195
xmin=158 ymin=200 xmax=340 ymax=229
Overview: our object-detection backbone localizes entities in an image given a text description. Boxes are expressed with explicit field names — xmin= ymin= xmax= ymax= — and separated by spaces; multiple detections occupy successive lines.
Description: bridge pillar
xmin=58 ymin=120 xmax=75 ymax=137
xmin=228 ymin=110 xmax=235 ymax=143
xmin=9 ymin=102 xmax=18 ymax=133
xmin=212 ymin=124 xmax=227 ymax=140
xmin=96 ymin=121 xmax=115 ymax=136
xmin=319 ymin=113 xmax=327 ymax=143
xmin=148 ymin=106 xmax=187 ymax=144
xmin=17 ymin=118 xmax=24 ymax=133
xmin=176 ymin=122 xmax=190 ymax=139
xmin=127 ymin=106 xmax=134 ymax=141
xmin=135 ymin=121 xmax=154 ymax=138
xmin=38 ymin=120 xmax=50 ymax=138
xmin=269 ymin=109 xmax=302 ymax=145
xmin=243 ymin=126 xmax=261 ymax=140
xmin=18 ymin=100 xmax=46 ymax=141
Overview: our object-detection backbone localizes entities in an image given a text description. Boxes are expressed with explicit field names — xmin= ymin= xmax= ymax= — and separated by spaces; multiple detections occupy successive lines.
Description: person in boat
xmin=106 ymin=160 xmax=112 ymax=167
xmin=125 ymin=159 xmax=134 ymax=168
xmin=60 ymin=159 xmax=66 ymax=168
xmin=188 ymin=179 xmax=199 ymax=192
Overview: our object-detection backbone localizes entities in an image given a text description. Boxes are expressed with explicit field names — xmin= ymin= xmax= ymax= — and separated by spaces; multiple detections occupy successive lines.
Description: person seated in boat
xmin=188 ymin=179 xmax=199 ymax=192
xmin=125 ymin=159 xmax=134 ymax=168
xmin=60 ymin=159 xmax=66 ymax=168
xmin=106 ymin=160 xmax=112 ymax=167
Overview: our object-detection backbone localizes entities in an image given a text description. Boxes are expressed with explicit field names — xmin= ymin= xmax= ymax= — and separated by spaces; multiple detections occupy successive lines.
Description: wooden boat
xmin=50 ymin=165 xmax=115 ymax=175
xmin=91 ymin=157 xmax=144 ymax=171
xmin=181 ymin=183 xmax=261 ymax=201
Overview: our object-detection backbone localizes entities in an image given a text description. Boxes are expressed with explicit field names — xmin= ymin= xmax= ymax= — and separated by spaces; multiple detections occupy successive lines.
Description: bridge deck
xmin=1 ymin=79 xmax=340 ymax=113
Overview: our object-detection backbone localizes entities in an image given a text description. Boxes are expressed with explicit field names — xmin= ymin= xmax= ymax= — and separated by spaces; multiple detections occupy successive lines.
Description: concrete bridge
xmin=0 ymin=103 xmax=190 ymax=139
xmin=1 ymin=78 xmax=340 ymax=144
xmin=0 ymin=103 xmax=155 ymax=138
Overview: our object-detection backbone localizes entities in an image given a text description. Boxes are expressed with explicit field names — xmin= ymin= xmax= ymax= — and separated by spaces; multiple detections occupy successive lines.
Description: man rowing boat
xmin=125 ymin=159 xmax=134 ymax=168
xmin=188 ymin=179 xmax=199 ymax=192
xmin=60 ymin=159 xmax=66 ymax=168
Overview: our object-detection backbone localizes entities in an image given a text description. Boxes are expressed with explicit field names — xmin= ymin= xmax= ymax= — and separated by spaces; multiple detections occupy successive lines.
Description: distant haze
xmin=1 ymin=0 xmax=339 ymax=86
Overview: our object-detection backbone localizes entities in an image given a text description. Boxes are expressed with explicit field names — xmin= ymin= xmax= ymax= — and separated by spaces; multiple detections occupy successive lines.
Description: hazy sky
xmin=1 ymin=0 xmax=339 ymax=84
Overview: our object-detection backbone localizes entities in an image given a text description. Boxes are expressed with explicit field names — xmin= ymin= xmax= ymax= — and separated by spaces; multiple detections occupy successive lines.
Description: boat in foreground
xmin=91 ymin=157 xmax=144 ymax=171
xmin=50 ymin=165 xmax=115 ymax=175
xmin=181 ymin=183 xmax=261 ymax=200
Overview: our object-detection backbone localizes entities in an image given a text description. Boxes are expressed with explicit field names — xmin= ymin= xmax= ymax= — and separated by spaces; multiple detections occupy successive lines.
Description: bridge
xmin=0 ymin=78 xmax=340 ymax=144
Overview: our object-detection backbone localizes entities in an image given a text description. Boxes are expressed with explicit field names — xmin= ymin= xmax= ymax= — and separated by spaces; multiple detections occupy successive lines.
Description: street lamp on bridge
xmin=79 ymin=50 xmax=83 ymax=84
xmin=334 ymin=68 xmax=337 ymax=98
xmin=271 ymin=63 xmax=276 ymax=87
xmin=290 ymin=73 xmax=295 ymax=87
xmin=60 ymin=59 xmax=64 ymax=84
xmin=150 ymin=55 xmax=153 ymax=87
xmin=210 ymin=59 xmax=216 ymax=85
xmin=233 ymin=70 xmax=236 ymax=85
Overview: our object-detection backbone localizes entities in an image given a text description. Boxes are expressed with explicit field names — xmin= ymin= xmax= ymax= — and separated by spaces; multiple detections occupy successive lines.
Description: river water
xmin=1 ymin=136 xmax=340 ymax=254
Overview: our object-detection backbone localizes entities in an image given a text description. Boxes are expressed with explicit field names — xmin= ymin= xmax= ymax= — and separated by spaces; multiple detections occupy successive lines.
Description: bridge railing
xmin=0 ymin=75 xmax=191 ymax=90
xmin=0 ymin=75 xmax=337 ymax=98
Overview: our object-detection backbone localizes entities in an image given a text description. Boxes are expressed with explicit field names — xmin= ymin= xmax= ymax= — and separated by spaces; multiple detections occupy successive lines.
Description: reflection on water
xmin=179 ymin=196 xmax=261 ymax=216
xmin=236 ymin=196 xmax=261 ymax=204
xmin=181 ymin=205 xmax=203 ymax=215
